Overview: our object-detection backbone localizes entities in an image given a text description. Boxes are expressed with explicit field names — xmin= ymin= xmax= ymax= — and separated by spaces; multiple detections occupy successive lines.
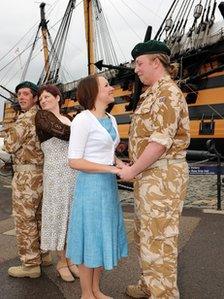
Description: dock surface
xmin=1 ymin=174 xmax=224 ymax=298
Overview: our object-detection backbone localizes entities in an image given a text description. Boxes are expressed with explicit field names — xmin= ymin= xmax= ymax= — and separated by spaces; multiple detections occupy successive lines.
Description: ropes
xmin=92 ymin=0 xmax=118 ymax=67
xmin=106 ymin=0 xmax=142 ymax=40
xmin=38 ymin=0 xmax=77 ymax=84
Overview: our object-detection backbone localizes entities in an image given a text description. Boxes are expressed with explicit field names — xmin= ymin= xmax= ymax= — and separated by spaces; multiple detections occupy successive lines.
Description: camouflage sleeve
xmin=149 ymin=87 xmax=182 ymax=150
xmin=3 ymin=114 xmax=30 ymax=154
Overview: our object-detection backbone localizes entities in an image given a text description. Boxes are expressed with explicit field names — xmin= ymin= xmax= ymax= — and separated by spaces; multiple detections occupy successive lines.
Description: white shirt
xmin=68 ymin=110 xmax=120 ymax=165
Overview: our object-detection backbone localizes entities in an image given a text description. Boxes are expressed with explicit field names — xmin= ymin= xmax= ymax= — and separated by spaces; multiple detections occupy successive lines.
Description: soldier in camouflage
xmin=3 ymin=81 xmax=51 ymax=278
xmin=119 ymin=40 xmax=190 ymax=298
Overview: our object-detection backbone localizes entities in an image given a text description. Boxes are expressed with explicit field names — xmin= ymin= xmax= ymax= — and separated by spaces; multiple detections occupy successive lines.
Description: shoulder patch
xmin=158 ymin=96 xmax=166 ymax=103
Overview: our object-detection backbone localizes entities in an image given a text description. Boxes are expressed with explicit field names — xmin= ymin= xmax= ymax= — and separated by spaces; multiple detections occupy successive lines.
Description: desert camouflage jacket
xmin=129 ymin=75 xmax=190 ymax=163
xmin=3 ymin=105 xmax=43 ymax=166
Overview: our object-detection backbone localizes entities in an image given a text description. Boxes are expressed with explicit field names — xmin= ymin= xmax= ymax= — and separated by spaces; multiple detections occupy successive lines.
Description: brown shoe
xmin=56 ymin=260 xmax=74 ymax=282
xmin=42 ymin=252 xmax=53 ymax=267
xmin=67 ymin=262 xmax=79 ymax=278
xmin=126 ymin=285 xmax=149 ymax=298
xmin=8 ymin=265 xmax=41 ymax=278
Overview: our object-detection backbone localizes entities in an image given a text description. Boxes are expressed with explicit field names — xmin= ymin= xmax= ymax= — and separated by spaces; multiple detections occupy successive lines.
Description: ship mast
xmin=39 ymin=2 xmax=50 ymax=76
xmin=83 ymin=0 xmax=96 ymax=74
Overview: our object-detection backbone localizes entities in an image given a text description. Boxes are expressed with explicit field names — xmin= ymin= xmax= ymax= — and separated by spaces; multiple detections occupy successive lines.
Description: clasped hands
xmin=111 ymin=160 xmax=136 ymax=181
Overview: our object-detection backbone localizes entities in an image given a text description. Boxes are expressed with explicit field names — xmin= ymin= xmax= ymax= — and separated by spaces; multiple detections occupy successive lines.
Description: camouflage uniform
xmin=3 ymin=105 xmax=44 ymax=267
xmin=129 ymin=75 xmax=190 ymax=298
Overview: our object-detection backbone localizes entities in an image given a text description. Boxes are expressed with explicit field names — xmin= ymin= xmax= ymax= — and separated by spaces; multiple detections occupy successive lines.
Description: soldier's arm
xmin=119 ymin=91 xmax=181 ymax=180
xmin=119 ymin=141 xmax=165 ymax=180
xmin=148 ymin=90 xmax=182 ymax=150
xmin=3 ymin=116 xmax=29 ymax=154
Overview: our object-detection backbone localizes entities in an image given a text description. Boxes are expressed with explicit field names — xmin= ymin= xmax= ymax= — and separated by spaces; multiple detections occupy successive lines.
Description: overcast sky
xmin=0 ymin=0 xmax=173 ymax=120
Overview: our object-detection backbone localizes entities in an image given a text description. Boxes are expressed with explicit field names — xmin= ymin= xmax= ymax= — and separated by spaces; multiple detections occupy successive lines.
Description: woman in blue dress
xmin=66 ymin=74 xmax=128 ymax=299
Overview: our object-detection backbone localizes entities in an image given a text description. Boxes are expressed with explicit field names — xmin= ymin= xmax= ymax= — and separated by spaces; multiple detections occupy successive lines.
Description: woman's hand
xmin=115 ymin=157 xmax=128 ymax=169
xmin=110 ymin=165 xmax=121 ymax=175
xmin=116 ymin=160 xmax=127 ymax=169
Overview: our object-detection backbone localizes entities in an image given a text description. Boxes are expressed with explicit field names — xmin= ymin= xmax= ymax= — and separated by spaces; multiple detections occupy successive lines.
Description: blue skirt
xmin=66 ymin=171 xmax=128 ymax=270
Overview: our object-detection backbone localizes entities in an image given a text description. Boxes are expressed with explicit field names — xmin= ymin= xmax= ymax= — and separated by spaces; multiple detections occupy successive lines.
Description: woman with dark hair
xmin=66 ymin=75 xmax=128 ymax=299
xmin=35 ymin=84 xmax=79 ymax=282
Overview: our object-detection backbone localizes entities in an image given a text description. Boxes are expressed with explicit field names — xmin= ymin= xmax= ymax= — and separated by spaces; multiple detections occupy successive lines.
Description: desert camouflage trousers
xmin=12 ymin=169 xmax=43 ymax=266
xmin=134 ymin=161 xmax=189 ymax=299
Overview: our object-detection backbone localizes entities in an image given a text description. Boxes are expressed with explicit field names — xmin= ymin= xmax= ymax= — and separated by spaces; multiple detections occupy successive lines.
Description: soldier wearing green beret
xmin=3 ymin=81 xmax=51 ymax=278
xmin=119 ymin=40 xmax=190 ymax=298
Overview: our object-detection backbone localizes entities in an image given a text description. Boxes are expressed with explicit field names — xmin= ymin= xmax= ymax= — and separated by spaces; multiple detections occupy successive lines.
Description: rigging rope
xmin=104 ymin=13 xmax=126 ymax=61
xmin=169 ymin=0 xmax=189 ymax=38
xmin=39 ymin=0 xmax=76 ymax=84
xmin=92 ymin=0 xmax=118 ymax=66
xmin=120 ymin=0 xmax=148 ymax=27
xmin=0 ymin=0 xmax=60 ymax=66
xmin=21 ymin=26 xmax=40 ymax=81
xmin=155 ymin=0 xmax=180 ymax=40
xmin=2 ymin=44 xmax=43 ymax=87
xmin=135 ymin=0 xmax=163 ymax=21
xmin=179 ymin=0 xmax=192 ymax=30
xmin=106 ymin=0 xmax=142 ymax=40
xmin=0 ymin=23 xmax=38 ymax=65
xmin=181 ymin=0 xmax=195 ymax=33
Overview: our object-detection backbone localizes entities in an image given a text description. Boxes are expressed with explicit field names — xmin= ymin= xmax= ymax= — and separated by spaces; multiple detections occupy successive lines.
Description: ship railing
xmin=186 ymin=142 xmax=223 ymax=211
xmin=118 ymin=142 xmax=223 ymax=211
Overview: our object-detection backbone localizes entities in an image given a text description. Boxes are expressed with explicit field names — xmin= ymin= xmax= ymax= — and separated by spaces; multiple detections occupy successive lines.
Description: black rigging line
xmin=39 ymin=0 xmax=76 ymax=84
xmin=0 ymin=92 xmax=14 ymax=103
xmin=0 ymin=85 xmax=16 ymax=97
xmin=205 ymin=0 xmax=212 ymax=22
xmin=197 ymin=0 xmax=209 ymax=31
xmin=154 ymin=0 xmax=179 ymax=40
xmin=181 ymin=0 xmax=195 ymax=34
xmin=210 ymin=0 xmax=217 ymax=24
xmin=172 ymin=0 xmax=189 ymax=33
xmin=165 ymin=0 xmax=184 ymax=40
xmin=176 ymin=0 xmax=192 ymax=33
xmin=187 ymin=4 xmax=200 ymax=36
xmin=164 ymin=0 xmax=191 ymax=43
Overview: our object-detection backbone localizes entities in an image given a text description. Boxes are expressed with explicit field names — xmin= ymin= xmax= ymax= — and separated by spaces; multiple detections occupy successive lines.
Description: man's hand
xmin=118 ymin=165 xmax=136 ymax=181
xmin=115 ymin=159 xmax=128 ymax=169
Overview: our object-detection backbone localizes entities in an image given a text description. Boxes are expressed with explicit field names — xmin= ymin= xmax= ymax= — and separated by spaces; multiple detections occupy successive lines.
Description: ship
xmin=1 ymin=0 xmax=224 ymax=164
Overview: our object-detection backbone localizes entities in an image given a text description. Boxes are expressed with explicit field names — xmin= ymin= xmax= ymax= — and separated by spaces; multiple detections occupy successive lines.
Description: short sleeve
xmin=68 ymin=113 xmax=90 ymax=159
xmin=149 ymin=88 xmax=182 ymax=150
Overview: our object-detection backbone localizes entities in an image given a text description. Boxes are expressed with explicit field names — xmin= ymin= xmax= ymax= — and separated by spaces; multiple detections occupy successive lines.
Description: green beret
xmin=131 ymin=40 xmax=171 ymax=59
xmin=15 ymin=81 xmax=38 ymax=93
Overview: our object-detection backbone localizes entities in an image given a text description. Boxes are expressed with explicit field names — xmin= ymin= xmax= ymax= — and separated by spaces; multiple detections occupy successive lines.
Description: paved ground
xmin=1 ymin=175 xmax=224 ymax=298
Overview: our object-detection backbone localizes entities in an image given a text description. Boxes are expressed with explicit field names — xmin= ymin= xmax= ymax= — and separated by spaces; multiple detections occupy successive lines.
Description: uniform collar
xmin=140 ymin=74 xmax=171 ymax=99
